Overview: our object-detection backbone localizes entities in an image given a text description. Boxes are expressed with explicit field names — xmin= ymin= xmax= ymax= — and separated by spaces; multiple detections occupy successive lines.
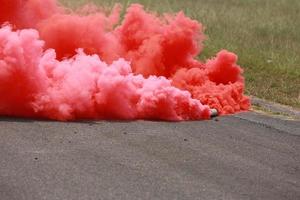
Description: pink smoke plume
xmin=0 ymin=0 xmax=250 ymax=121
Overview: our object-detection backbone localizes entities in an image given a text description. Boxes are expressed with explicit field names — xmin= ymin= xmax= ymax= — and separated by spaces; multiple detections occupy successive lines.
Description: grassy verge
xmin=61 ymin=0 xmax=300 ymax=108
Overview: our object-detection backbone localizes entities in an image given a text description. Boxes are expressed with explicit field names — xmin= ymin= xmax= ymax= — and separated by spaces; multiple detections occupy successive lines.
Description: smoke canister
xmin=210 ymin=109 xmax=219 ymax=118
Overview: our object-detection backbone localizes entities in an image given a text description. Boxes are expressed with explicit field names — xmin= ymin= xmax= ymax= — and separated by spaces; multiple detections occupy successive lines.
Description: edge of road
xmin=251 ymin=96 xmax=300 ymax=120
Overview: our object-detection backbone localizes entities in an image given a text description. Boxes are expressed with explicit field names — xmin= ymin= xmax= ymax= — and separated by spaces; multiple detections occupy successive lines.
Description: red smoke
xmin=0 ymin=0 xmax=250 ymax=121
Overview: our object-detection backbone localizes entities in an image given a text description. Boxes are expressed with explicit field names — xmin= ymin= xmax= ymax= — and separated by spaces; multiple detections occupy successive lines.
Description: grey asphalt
xmin=0 ymin=112 xmax=299 ymax=200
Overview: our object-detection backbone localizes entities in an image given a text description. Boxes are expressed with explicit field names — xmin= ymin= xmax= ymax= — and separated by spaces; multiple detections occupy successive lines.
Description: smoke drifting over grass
xmin=0 ymin=0 xmax=250 ymax=121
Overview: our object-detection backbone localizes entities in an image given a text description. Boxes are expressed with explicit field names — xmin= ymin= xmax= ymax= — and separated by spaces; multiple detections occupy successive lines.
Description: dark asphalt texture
xmin=0 ymin=112 xmax=299 ymax=200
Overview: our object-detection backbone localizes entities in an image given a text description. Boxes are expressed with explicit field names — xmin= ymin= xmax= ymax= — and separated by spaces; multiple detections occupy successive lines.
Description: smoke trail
xmin=0 ymin=0 xmax=250 ymax=121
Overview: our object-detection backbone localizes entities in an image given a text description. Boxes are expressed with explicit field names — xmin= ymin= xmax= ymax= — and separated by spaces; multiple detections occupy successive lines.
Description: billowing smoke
xmin=0 ymin=0 xmax=250 ymax=121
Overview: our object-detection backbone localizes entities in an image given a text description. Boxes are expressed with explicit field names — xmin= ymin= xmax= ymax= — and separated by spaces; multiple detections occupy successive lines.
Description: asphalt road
xmin=0 ymin=112 xmax=299 ymax=200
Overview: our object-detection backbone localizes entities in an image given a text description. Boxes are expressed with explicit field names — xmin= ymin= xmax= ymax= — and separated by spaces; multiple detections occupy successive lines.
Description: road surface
xmin=0 ymin=112 xmax=299 ymax=200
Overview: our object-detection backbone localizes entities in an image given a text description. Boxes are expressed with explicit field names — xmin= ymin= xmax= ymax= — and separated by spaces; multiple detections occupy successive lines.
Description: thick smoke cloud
xmin=0 ymin=0 xmax=250 ymax=121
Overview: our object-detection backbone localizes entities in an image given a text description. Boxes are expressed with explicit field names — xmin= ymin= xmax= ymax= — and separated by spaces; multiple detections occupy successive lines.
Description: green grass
xmin=61 ymin=0 xmax=300 ymax=108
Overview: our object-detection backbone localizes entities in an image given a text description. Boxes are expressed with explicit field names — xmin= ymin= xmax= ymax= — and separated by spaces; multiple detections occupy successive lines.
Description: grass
xmin=61 ymin=0 xmax=300 ymax=108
